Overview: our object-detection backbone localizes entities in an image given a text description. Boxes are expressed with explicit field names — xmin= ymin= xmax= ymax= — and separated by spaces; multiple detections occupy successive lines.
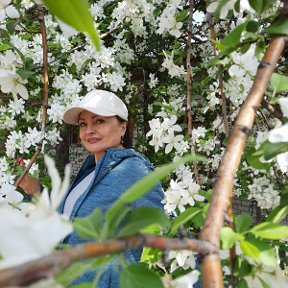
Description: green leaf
xmin=245 ymin=148 xmax=270 ymax=171
xmin=6 ymin=21 xmax=18 ymax=34
xmin=263 ymin=141 xmax=288 ymax=160
xmin=176 ymin=8 xmax=188 ymax=22
xmin=235 ymin=214 xmax=252 ymax=233
xmin=236 ymin=279 xmax=249 ymax=288
xmin=103 ymin=154 xmax=205 ymax=239
xmin=250 ymin=222 xmax=288 ymax=239
xmin=140 ymin=247 xmax=162 ymax=264
xmin=246 ymin=21 xmax=259 ymax=33
xmin=221 ymin=227 xmax=237 ymax=249
xmin=43 ymin=0 xmax=101 ymax=50
xmin=210 ymin=39 xmax=225 ymax=51
xmin=169 ymin=207 xmax=201 ymax=236
xmin=220 ymin=21 xmax=248 ymax=53
xmin=16 ymin=69 xmax=34 ymax=80
xmin=240 ymin=240 xmax=260 ymax=261
xmin=234 ymin=0 xmax=240 ymax=13
xmin=0 ymin=44 xmax=11 ymax=52
xmin=248 ymin=0 xmax=273 ymax=14
xmin=56 ymin=257 xmax=110 ymax=287
xmin=73 ymin=208 xmax=103 ymax=240
xmin=118 ymin=207 xmax=170 ymax=237
xmin=235 ymin=258 xmax=252 ymax=278
xmin=265 ymin=19 xmax=288 ymax=36
xmin=270 ymin=73 xmax=288 ymax=95
xmin=23 ymin=57 xmax=34 ymax=70
xmin=119 ymin=263 xmax=164 ymax=288
xmin=240 ymin=238 xmax=276 ymax=266
xmin=266 ymin=205 xmax=288 ymax=223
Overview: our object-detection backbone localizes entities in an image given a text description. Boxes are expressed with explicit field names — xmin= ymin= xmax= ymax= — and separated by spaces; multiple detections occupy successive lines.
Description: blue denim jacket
xmin=58 ymin=148 xmax=164 ymax=287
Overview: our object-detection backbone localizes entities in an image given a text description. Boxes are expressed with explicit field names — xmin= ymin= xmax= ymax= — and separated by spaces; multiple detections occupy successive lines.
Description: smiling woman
xmin=57 ymin=89 xmax=164 ymax=287
xmin=78 ymin=112 xmax=126 ymax=160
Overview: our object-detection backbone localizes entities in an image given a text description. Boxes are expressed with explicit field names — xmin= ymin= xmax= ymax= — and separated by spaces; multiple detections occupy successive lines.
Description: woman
xmin=20 ymin=89 xmax=164 ymax=287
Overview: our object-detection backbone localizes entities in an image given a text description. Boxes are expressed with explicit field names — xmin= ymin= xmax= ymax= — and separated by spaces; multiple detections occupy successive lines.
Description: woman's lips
xmin=87 ymin=138 xmax=100 ymax=144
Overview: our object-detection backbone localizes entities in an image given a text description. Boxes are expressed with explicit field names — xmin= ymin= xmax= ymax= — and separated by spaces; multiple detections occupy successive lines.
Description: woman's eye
xmin=79 ymin=122 xmax=86 ymax=127
xmin=95 ymin=119 xmax=104 ymax=124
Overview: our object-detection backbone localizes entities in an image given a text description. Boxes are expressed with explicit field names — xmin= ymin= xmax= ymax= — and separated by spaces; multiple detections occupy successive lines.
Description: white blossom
xmin=148 ymin=73 xmax=159 ymax=89
xmin=162 ymin=52 xmax=186 ymax=78
xmin=168 ymin=250 xmax=196 ymax=273
xmin=268 ymin=124 xmax=288 ymax=143
xmin=0 ymin=0 xmax=19 ymax=22
xmin=248 ymin=176 xmax=280 ymax=209
xmin=171 ymin=270 xmax=200 ymax=288
xmin=0 ymin=156 xmax=72 ymax=269
xmin=191 ymin=127 xmax=207 ymax=144
xmin=278 ymin=98 xmax=288 ymax=117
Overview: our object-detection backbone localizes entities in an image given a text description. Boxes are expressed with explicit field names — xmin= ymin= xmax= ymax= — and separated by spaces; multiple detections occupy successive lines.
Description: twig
xmin=15 ymin=5 xmax=49 ymax=189
xmin=199 ymin=36 xmax=286 ymax=288
xmin=0 ymin=234 xmax=217 ymax=287
xmin=207 ymin=12 xmax=233 ymax=278
xmin=186 ymin=0 xmax=201 ymax=184
xmin=207 ymin=13 xmax=229 ymax=137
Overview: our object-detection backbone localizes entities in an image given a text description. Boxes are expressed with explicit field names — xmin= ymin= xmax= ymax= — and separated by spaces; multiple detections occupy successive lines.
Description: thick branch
xmin=199 ymin=36 xmax=286 ymax=288
xmin=0 ymin=234 xmax=216 ymax=287
xmin=15 ymin=6 xmax=49 ymax=189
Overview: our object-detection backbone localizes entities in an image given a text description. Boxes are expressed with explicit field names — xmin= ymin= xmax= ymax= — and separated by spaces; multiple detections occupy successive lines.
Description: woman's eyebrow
xmin=78 ymin=115 xmax=99 ymax=121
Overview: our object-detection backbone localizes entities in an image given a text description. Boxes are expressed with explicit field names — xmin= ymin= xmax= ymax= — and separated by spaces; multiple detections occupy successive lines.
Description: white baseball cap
xmin=63 ymin=90 xmax=128 ymax=125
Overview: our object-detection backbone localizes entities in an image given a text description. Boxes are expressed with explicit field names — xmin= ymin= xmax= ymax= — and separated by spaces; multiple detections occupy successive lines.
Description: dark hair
xmin=116 ymin=116 xmax=132 ymax=148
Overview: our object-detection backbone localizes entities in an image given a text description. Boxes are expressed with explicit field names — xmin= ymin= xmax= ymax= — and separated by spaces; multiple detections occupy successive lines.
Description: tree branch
xmin=15 ymin=5 xmax=49 ymax=189
xmin=199 ymin=36 xmax=286 ymax=288
xmin=0 ymin=234 xmax=217 ymax=287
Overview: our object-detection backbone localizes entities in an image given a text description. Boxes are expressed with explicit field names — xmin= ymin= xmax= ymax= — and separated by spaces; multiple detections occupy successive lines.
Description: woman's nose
xmin=86 ymin=124 xmax=96 ymax=134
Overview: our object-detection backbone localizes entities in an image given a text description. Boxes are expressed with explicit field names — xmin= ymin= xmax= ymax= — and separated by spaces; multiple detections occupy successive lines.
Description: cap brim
xmin=63 ymin=107 xmax=117 ymax=125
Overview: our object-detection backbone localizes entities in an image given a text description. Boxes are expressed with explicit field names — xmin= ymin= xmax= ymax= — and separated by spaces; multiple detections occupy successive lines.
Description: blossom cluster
xmin=247 ymin=175 xmax=280 ymax=210
xmin=0 ymin=156 xmax=72 ymax=269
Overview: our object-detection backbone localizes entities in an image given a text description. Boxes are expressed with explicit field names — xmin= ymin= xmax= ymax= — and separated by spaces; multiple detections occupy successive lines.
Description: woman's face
xmin=78 ymin=110 xmax=126 ymax=160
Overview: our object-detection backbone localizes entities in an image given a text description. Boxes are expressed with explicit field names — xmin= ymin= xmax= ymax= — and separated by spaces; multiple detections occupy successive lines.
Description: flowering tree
xmin=0 ymin=0 xmax=288 ymax=287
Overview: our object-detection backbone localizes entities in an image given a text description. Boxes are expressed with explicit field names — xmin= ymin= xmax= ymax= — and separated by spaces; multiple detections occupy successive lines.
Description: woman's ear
xmin=121 ymin=122 xmax=127 ymax=136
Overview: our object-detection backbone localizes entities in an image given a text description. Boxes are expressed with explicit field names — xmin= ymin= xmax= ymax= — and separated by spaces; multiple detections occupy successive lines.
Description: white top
xmin=63 ymin=170 xmax=95 ymax=218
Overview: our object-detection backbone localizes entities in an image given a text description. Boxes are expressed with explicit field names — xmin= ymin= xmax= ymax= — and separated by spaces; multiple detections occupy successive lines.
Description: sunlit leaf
xmin=0 ymin=44 xmax=11 ymax=52
xmin=266 ymin=205 xmax=288 ymax=223
xmin=119 ymin=263 xmax=164 ymax=288
xmin=270 ymin=73 xmax=288 ymax=95
xmin=240 ymin=238 xmax=275 ymax=267
xmin=250 ymin=222 xmax=288 ymax=239
xmin=221 ymin=227 xmax=243 ymax=250
xmin=140 ymin=247 xmax=162 ymax=264
xmin=240 ymin=240 xmax=260 ymax=260
xmin=43 ymin=0 xmax=101 ymax=50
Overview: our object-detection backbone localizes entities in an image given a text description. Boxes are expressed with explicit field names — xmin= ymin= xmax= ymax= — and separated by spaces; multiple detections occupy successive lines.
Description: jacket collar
xmin=58 ymin=148 xmax=152 ymax=216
